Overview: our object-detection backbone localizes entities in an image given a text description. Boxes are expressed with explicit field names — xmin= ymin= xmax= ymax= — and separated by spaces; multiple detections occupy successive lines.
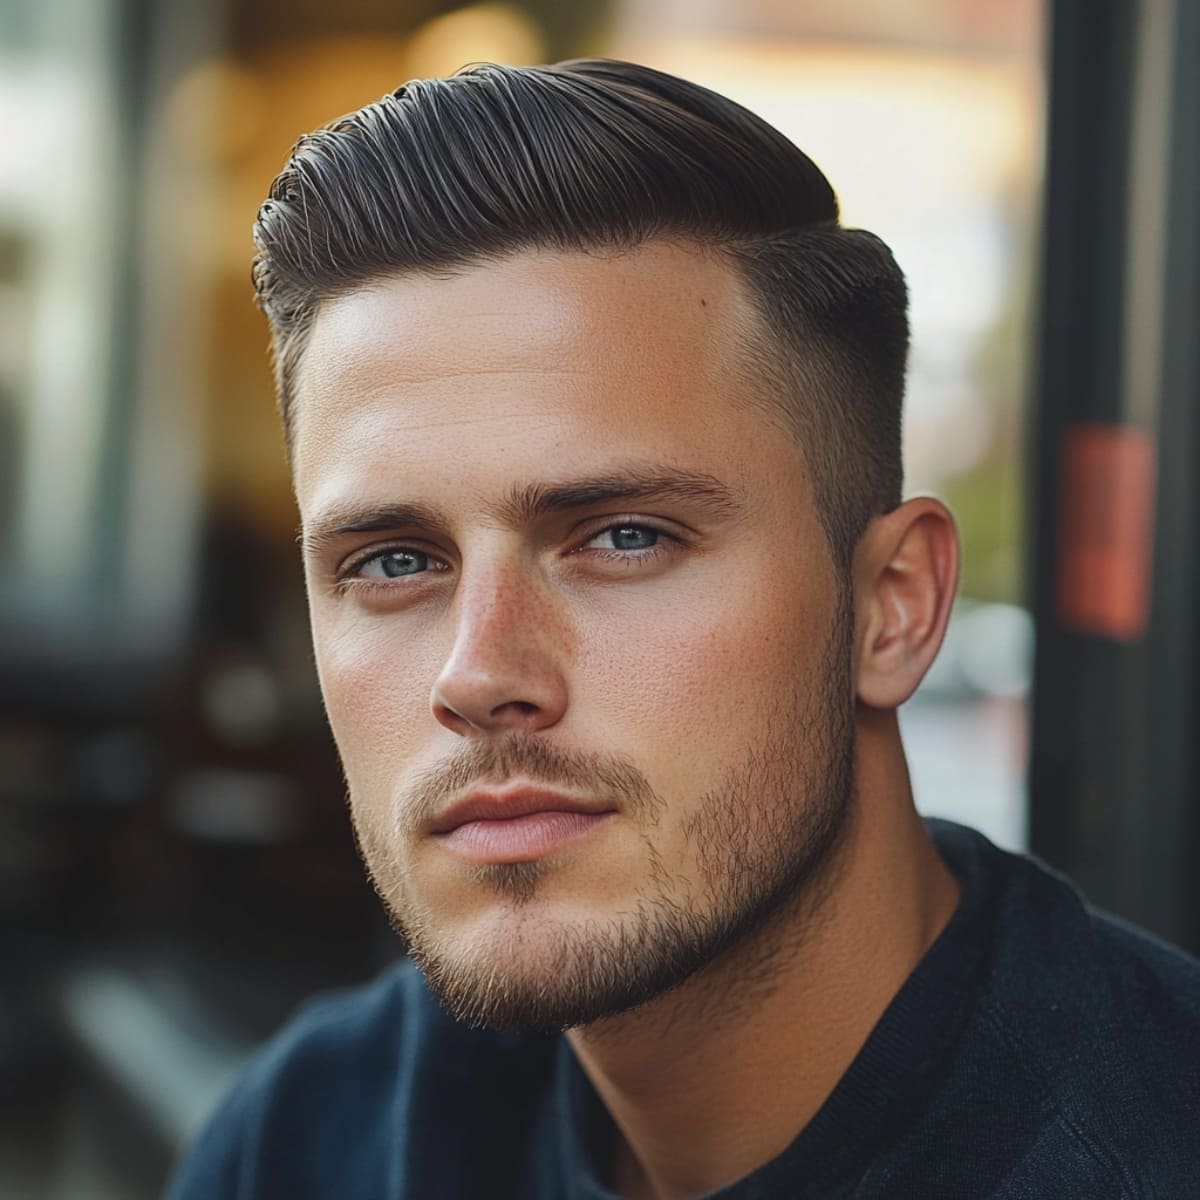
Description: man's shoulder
xmin=930 ymin=821 xmax=1200 ymax=1193
xmin=1086 ymin=903 xmax=1200 ymax=1020
xmin=956 ymin=821 xmax=1200 ymax=1032
xmin=249 ymin=957 xmax=427 ymax=1073
xmin=931 ymin=819 xmax=1200 ymax=1018
xmin=166 ymin=960 xmax=560 ymax=1200
xmin=164 ymin=962 xmax=416 ymax=1199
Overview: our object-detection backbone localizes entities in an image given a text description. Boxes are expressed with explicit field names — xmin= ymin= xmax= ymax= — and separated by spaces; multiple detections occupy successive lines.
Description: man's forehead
xmin=289 ymin=242 xmax=769 ymax=495
xmin=296 ymin=242 xmax=750 ymax=401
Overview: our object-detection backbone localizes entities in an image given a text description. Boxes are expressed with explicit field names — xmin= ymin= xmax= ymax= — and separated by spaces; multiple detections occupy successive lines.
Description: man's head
xmin=257 ymin=61 xmax=956 ymax=1033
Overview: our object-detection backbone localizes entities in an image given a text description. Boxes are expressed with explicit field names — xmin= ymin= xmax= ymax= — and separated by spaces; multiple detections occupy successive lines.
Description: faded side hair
xmin=253 ymin=58 xmax=908 ymax=567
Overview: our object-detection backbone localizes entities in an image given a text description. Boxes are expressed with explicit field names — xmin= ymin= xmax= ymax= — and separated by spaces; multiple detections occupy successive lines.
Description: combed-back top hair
xmin=253 ymin=58 xmax=908 ymax=566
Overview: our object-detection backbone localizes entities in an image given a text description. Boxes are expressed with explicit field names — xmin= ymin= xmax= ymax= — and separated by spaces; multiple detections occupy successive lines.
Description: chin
xmin=400 ymin=906 xmax=605 ymax=1032
xmin=394 ymin=880 xmax=733 ymax=1034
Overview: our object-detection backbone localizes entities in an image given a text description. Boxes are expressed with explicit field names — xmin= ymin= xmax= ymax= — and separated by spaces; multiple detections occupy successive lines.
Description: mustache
xmin=401 ymin=732 xmax=659 ymax=830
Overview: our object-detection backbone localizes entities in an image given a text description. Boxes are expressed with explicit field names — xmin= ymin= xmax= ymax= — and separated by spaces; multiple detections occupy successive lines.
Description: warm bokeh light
xmin=406 ymin=3 xmax=547 ymax=76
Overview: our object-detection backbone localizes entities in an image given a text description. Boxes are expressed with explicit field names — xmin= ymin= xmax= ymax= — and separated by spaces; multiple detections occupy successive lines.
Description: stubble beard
xmin=350 ymin=593 xmax=856 ymax=1034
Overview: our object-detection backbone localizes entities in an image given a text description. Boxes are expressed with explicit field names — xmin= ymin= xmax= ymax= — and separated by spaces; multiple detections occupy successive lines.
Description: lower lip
xmin=436 ymin=811 xmax=613 ymax=864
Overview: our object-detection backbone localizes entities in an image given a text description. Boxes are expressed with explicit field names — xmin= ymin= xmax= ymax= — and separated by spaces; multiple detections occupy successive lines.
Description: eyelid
xmin=571 ymin=517 xmax=688 ymax=562
xmin=336 ymin=540 xmax=450 ymax=583
xmin=574 ymin=514 xmax=686 ymax=543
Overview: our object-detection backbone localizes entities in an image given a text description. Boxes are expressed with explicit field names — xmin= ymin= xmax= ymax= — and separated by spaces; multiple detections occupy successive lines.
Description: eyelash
xmin=333 ymin=548 xmax=449 ymax=596
xmin=333 ymin=521 xmax=680 ymax=595
xmin=577 ymin=524 xmax=677 ymax=568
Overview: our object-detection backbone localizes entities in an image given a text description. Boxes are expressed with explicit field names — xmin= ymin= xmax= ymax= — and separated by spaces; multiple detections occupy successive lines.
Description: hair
xmin=253 ymin=59 xmax=908 ymax=567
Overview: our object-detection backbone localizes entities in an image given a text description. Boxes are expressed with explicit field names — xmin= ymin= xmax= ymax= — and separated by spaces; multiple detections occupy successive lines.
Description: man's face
xmin=293 ymin=242 xmax=856 ymax=1031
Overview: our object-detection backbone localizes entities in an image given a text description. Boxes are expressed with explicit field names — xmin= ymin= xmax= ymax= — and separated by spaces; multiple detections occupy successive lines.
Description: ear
xmin=853 ymin=497 xmax=959 ymax=709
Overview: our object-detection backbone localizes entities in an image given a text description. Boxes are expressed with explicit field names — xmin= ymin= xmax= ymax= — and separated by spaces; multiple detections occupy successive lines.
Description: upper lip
xmin=430 ymin=785 xmax=616 ymax=835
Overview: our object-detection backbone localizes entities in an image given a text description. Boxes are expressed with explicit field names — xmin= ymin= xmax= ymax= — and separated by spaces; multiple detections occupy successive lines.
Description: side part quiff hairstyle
xmin=253 ymin=59 xmax=908 ymax=567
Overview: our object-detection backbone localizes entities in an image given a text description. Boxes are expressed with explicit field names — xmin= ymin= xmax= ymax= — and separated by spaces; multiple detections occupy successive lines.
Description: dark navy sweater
xmin=166 ymin=822 xmax=1200 ymax=1198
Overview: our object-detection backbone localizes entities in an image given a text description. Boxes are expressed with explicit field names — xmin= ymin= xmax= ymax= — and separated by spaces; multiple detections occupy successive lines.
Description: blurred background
xmin=1 ymin=0 xmax=1196 ymax=1195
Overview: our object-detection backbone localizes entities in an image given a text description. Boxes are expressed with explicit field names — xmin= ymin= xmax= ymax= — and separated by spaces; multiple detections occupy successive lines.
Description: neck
xmin=566 ymin=714 xmax=960 ymax=1200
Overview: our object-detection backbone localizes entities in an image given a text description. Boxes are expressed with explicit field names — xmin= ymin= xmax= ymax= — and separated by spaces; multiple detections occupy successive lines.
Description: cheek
xmin=311 ymin=610 xmax=443 ymax=790
xmin=579 ymin=556 xmax=834 ymax=778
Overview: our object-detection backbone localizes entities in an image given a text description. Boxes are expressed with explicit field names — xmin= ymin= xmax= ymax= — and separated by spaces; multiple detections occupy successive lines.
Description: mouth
xmin=430 ymin=785 xmax=617 ymax=864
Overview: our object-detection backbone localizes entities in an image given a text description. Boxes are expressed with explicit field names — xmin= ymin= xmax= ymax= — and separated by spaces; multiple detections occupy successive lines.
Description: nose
xmin=430 ymin=562 xmax=569 ymax=736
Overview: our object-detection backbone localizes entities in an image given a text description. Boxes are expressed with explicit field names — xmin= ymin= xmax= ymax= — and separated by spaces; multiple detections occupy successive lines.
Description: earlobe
xmin=854 ymin=498 xmax=959 ymax=710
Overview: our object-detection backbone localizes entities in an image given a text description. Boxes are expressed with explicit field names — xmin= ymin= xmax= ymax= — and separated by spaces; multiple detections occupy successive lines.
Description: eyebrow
xmin=300 ymin=465 xmax=746 ymax=559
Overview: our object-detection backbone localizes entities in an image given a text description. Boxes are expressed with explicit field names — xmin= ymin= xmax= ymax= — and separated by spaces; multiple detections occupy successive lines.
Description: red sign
xmin=1055 ymin=424 xmax=1156 ymax=641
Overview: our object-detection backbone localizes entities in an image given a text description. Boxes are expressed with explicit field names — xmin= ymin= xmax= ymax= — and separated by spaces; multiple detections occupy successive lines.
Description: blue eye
xmin=362 ymin=549 xmax=431 ymax=578
xmin=605 ymin=525 xmax=660 ymax=551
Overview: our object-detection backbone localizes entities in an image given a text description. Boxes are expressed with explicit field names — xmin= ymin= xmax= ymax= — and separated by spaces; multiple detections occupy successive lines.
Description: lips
xmin=430 ymin=785 xmax=617 ymax=863
xmin=430 ymin=786 xmax=615 ymax=834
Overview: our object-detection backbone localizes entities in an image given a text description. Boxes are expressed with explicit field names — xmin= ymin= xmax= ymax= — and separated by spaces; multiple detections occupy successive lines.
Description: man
xmin=169 ymin=60 xmax=1199 ymax=1199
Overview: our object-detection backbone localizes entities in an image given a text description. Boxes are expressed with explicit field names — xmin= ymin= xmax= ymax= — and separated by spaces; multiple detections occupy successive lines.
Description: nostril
xmin=433 ymin=703 xmax=474 ymax=735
